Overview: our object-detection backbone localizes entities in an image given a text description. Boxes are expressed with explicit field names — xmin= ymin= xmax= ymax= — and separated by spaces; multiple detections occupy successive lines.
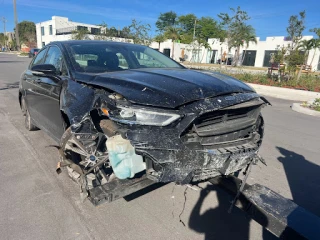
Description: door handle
xmin=34 ymin=78 xmax=42 ymax=84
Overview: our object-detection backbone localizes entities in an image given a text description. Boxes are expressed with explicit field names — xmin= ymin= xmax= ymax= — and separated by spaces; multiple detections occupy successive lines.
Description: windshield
xmin=67 ymin=42 xmax=183 ymax=73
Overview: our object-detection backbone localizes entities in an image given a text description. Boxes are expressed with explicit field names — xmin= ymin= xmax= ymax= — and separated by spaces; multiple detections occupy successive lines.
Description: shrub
xmin=220 ymin=71 xmax=320 ymax=92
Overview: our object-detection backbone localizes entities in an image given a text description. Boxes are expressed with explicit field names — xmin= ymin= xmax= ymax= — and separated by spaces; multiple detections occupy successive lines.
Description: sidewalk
xmin=248 ymin=83 xmax=320 ymax=102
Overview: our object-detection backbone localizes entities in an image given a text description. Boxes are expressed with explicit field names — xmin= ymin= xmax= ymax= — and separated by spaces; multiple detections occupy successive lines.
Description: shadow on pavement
xmin=0 ymin=82 xmax=19 ymax=91
xmin=124 ymin=183 xmax=168 ymax=201
xmin=189 ymin=184 xmax=277 ymax=240
xmin=0 ymin=61 xmax=25 ymax=63
xmin=277 ymin=147 xmax=320 ymax=217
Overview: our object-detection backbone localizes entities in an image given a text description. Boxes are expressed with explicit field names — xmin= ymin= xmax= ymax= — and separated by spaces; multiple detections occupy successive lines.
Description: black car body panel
xmin=19 ymin=41 xmax=268 ymax=204
xmin=77 ymin=68 xmax=254 ymax=108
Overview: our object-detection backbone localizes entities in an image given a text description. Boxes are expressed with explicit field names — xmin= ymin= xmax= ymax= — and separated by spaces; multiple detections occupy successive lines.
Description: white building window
xmin=49 ymin=25 xmax=53 ymax=35
xmin=42 ymin=42 xmax=45 ymax=47
xmin=41 ymin=26 xmax=45 ymax=36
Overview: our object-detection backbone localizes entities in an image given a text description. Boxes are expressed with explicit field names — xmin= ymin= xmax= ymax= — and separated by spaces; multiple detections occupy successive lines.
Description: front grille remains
xmin=182 ymin=104 xmax=262 ymax=148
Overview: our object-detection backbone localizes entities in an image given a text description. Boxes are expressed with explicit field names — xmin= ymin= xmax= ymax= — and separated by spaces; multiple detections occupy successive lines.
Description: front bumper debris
xmin=59 ymin=80 xmax=267 ymax=203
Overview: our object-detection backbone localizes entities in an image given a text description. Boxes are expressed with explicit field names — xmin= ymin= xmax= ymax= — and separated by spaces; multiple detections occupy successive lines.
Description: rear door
xmin=36 ymin=45 xmax=69 ymax=141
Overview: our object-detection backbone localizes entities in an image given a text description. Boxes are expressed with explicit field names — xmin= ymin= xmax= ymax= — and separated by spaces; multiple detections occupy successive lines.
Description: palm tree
xmin=228 ymin=24 xmax=256 ymax=66
xmin=164 ymin=26 xmax=181 ymax=59
xmin=310 ymin=39 xmax=320 ymax=68
xmin=153 ymin=34 xmax=165 ymax=50
xmin=71 ymin=28 xmax=90 ymax=40
xmin=241 ymin=34 xmax=257 ymax=66
xmin=297 ymin=39 xmax=315 ymax=81
xmin=298 ymin=39 xmax=314 ymax=64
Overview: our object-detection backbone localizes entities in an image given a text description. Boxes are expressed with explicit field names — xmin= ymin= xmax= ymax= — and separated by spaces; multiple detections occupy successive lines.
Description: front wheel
xmin=59 ymin=127 xmax=112 ymax=186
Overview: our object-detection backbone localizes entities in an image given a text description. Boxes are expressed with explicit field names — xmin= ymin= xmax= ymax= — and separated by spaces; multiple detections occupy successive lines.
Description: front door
xmin=207 ymin=50 xmax=217 ymax=64
xmin=163 ymin=48 xmax=171 ymax=57
xmin=23 ymin=47 xmax=48 ymax=124
xmin=36 ymin=45 xmax=68 ymax=141
xmin=263 ymin=50 xmax=277 ymax=67
xmin=242 ymin=50 xmax=257 ymax=66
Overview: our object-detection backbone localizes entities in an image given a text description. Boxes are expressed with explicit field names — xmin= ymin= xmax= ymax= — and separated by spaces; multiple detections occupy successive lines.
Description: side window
xmin=132 ymin=51 xmax=166 ymax=68
xmin=44 ymin=46 xmax=67 ymax=76
xmin=74 ymin=54 xmax=98 ymax=67
xmin=31 ymin=48 xmax=47 ymax=67
xmin=116 ymin=53 xmax=128 ymax=69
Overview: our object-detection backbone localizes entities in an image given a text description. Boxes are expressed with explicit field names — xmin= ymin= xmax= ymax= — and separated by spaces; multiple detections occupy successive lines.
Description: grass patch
xmin=220 ymin=71 xmax=320 ymax=92
xmin=312 ymin=98 xmax=320 ymax=111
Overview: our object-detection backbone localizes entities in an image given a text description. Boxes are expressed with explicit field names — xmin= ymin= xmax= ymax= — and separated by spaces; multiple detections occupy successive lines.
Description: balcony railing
xmin=56 ymin=26 xmax=101 ymax=35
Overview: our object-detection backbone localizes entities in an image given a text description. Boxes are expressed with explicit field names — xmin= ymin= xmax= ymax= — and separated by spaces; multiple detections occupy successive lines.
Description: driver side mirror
xmin=31 ymin=64 xmax=57 ymax=76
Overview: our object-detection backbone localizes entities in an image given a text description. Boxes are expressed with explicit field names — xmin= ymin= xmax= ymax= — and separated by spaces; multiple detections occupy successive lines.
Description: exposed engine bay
xmin=57 ymin=80 xmax=269 ymax=205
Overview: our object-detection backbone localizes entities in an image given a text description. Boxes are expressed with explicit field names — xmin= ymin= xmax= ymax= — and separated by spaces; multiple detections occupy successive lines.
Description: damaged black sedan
xmin=19 ymin=41 xmax=268 ymax=205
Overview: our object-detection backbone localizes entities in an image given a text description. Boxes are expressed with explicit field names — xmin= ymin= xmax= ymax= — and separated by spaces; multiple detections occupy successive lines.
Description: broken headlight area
xmin=101 ymin=105 xmax=181 ymax=126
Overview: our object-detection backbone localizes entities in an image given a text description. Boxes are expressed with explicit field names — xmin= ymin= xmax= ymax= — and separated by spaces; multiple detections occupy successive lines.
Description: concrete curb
xmin=291 ymin=103 xmax=320 ymax=117
xmin=0 ymin=52 xmax=18 ymax=55
xmin=247 ymin=83 xmax=320 ymax=102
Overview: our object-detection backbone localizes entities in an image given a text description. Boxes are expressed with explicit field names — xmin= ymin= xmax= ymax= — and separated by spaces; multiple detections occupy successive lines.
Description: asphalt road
xmin=0 ymin=53 xmax=319 ymax=240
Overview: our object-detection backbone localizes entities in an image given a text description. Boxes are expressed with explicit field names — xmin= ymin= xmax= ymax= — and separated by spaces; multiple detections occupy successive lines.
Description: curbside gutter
xmin=247 ymin=83 xmax=320 ymax=102
xmin=291 ymin=103 xmax=320 ymax=117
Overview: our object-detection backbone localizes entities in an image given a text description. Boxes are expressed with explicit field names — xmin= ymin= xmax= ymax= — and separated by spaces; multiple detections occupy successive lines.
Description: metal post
xmin=193 ymin=19 xmax=197 ymax=40
xmin=1 ymin=17 xmax=7 ymax=50
xmin=13 ymin=0 xmax=20 ymax=51
xmin=209 ymin=176 xmax=320 ymax=239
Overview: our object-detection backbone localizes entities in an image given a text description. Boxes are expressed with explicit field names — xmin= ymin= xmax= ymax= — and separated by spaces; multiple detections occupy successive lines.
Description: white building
xmin=36 ymin=16 xmax=320 ymax=71
xmin=36 ymin=16 xmax=131 ymax=48
xmin=150 ymin=36 xmax=320 ymax=71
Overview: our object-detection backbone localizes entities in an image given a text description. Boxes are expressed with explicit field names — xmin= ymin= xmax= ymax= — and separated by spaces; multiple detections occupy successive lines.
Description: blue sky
xmin=1 ymin=0 xmax=320 ymax=39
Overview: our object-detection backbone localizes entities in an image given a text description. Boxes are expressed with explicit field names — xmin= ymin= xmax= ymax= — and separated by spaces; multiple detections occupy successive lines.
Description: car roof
xmin=48 ymin=40 xmax=136 ymax=48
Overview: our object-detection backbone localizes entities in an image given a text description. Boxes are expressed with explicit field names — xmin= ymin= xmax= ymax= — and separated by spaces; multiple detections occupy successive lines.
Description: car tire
xmin=60 ymin=127 xmax=82 ymax=183
xmin=21 ymin=97 xmax=38 ymax=131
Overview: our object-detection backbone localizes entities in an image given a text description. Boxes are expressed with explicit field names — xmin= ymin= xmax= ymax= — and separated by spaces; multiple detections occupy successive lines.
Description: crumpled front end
xmin=58 ymin=80 xmax=268 ymax=204
xmin=99 ymin=92 xmax=266 ymax=184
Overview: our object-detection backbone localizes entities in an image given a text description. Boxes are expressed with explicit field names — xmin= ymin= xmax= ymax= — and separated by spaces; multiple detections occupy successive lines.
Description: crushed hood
xmin=79 ymin=68 xmax=255 ymax=108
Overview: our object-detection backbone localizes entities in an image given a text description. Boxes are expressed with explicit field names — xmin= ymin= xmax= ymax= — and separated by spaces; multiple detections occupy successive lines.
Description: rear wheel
xmin=21 ymin=97 xmax=38 ymax=131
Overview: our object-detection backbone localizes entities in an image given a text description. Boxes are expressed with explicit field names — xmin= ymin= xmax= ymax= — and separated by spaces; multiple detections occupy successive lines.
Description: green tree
xmin=177 ymin=13 xmax=197 ymax=41
xmin=218 ymin=7 xmax=256 ymax=66
xmin=287 ymin=11 xmax=306 ymax=49
xmin=310 ymin=28 xmax=320 ymax=38
xmin=156 ymin=11 xmax=178 ymax=32
xmin=71 ymin=28 xmax=90 ymax=40
xmin=0 ymin=33 xmax=8 ymax=47
xmin=164 ymin=26 xmax=181 ymax=59
xmin=128 ymin=19 xmax=151 ymax=45
xmin=296 ymin=39 xmax=318 ymax=80
xmin=284 ymin=49 xmax=305 ymax=73
xmin=153 ymin=34 xmax=166 ymax=49
xmin=17 ymin=21 xmax=36 ymax=47
xmin=298 ymin=39 xmax=314 ymax=64
xmin=197 ymin=17 xmax=226 ymax=43
xmin=177 ymin=15 xmax=225 ymax=44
